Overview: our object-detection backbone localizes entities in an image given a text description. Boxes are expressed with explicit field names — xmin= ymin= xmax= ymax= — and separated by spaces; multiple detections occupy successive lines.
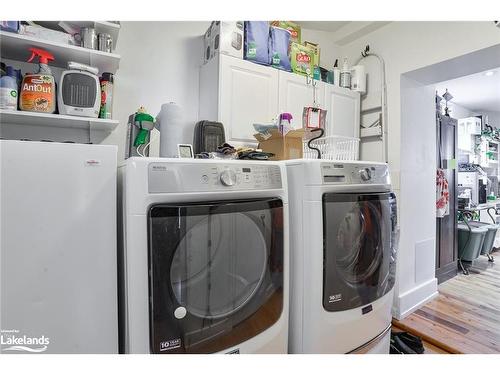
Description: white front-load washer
xmin=118 ymin=158 xmax=289 ymax=354
xmin=286 ymin=159 xmax=398 ymax=354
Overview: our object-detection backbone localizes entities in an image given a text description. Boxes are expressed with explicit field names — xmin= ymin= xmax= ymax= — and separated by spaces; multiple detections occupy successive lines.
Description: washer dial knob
xmin=359 ymin=168 xmax=372 ymax=181
xmin=220 ymin=169 xmax=237 ymax=186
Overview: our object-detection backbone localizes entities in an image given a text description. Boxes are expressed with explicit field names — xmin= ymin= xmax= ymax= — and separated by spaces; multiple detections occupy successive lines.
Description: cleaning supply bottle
xmin=332 ymin=59 xmax=340 ymax=86
xmin=99 ymin=72 xmax=114 ymax=119
xmin=313 ymin=65 xmax=321 ymax=81
xmin=340 ymin=58 xmax=351 ymax=89
xmin=20 ymin=48 xmax=56 ymax=113
xmin=0 ymin=66 xmax=19 ymax=110
xmin=279 ymin=112 xmax=293 ymax=134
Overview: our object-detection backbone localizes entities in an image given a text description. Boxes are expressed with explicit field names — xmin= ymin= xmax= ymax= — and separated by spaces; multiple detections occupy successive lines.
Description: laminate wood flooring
xmin=393 ymin=251 xmax=500 ymax=354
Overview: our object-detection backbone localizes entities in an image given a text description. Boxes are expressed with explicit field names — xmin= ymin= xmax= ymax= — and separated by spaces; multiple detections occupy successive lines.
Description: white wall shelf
xmin=37 ymin=21 xmax=121 ymax=46
xmin=0 ymin=31 xmax=120 ymax=74
xmin=0 ymin=110 xmax=119 ymax=132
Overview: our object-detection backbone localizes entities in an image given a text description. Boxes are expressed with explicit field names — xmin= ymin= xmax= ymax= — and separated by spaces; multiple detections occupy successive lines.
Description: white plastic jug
xmin=155 ymin=102 xmax=184 ymax=158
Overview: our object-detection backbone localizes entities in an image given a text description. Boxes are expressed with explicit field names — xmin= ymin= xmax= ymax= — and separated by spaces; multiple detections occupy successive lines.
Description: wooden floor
xmin=393 ymin=251 xmax=500 ymax=354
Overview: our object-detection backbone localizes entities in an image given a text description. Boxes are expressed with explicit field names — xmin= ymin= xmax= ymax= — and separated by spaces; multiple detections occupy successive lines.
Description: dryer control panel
xmin=321 ymin=162 xmax=390 ymax=185
xmin=148 ymin=162 xmax=282 ymax=193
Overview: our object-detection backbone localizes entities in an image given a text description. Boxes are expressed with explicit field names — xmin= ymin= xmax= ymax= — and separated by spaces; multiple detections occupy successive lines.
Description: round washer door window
xmin=170 ymin=212 xmax=268 ymax=319
xmin=335 ymin=201 xmax=383 ymax=284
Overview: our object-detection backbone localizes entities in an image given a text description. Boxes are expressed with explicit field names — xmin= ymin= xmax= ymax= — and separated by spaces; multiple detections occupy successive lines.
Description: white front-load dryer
xmin=118 ymin=158 xmax=289 ymax=354
xmin=286 ymin=159 xmax=398 ymax=354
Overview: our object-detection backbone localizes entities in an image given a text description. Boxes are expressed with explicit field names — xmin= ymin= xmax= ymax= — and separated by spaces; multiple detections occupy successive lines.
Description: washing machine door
xmin=148 ymin=198 xmax=284 ymax=353
xmin=322 ymin=192 xmax=397 ymax=312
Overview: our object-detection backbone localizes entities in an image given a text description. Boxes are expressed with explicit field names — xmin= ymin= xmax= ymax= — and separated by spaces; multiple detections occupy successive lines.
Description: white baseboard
xmin=392 ymin=278 xmax=438 ymax=320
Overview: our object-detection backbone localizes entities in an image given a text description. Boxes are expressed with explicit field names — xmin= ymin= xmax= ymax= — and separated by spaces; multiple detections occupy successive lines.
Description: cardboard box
xmin=290 ymin=42 xmax=314 ymax=76
xmin=203 ymin=25 xmax=214 ymax=64
xmin=204 ymin=21 xmax=244 ymax=64
xmin=254 ymin=128 xmax=305 ymax=161
xmin=304 ymin=41 xmax=320 ymax=67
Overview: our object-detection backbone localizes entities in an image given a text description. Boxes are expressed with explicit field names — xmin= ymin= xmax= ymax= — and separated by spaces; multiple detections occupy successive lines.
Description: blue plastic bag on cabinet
xmin=244 ymin=21 xmax=271 ymax=65
xmin=270 ymin=26 xmax=291 ymax=71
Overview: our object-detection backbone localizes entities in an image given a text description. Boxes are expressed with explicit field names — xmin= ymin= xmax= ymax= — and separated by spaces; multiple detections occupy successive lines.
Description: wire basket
xmin=303 ymin=135 xmax=360 ymax=160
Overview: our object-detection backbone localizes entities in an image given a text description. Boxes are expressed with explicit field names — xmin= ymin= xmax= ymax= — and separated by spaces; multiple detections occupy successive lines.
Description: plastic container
xmin=466 ymin=221 xmax=499 ymax=256
xmin=270 ymin=26 xmax=291 ymax=71
xmin=340 ymin=58 xmax=351 ymax=89
xmin=0 ymin=66 xmax=19 ymax=110
xmin=351 ymin=65 xmax=366 ymax=94
xmin=270 ymin=21 xmax=301 ymax=44
xmin=155 ymin=102 xmax=184 ymax=158
xmin=457 ymin=223 xmax=487 ymax=262
xmin=244 ymin=21 xmax=270 ymax=65
xmin=0 ymin=21 xmax=19 ymax=33
xmin=279 ymin=112 xmax=293 ymax=133
xmin=302 ymin=135 xmax=360 ymax=161
xmin=20 ymin=48 xmax=56 ymax=114
xmin=99 ymin=72 xmax=114 ymax=119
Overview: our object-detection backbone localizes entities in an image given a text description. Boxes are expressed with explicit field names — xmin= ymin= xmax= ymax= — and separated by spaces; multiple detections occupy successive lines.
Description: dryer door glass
xmin=322 ymin=192 xmax=397 ymax=312
xmin=148 ymin=198 xmax=284 ymax=353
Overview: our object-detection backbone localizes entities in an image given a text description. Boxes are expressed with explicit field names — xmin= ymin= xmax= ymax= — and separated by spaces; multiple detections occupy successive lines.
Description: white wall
xmin=340 ymin=22 xmax=500 ymax=319
xmin=481 ymin=110 xmax=500 ymax=128
xmin=343 ymin=21 xmax=500 ymax=170
xmin=300 ymin=28 xmax=341 ymax=69
xmin=104 ymin=21 xmax=210 ymax=160
xmin=396 ymin=76 xmax=438 ymax=317
xmin=446 ymin=102 xmax=474 ymax=119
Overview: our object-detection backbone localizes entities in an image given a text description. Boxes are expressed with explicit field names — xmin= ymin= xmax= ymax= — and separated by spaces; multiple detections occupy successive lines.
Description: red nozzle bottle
xmin=27 ymin=48 xmax=54 ymax=65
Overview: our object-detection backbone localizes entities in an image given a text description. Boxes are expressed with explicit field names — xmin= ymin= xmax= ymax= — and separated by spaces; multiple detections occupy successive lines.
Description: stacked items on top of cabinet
xmin=202 ymin=20 xmax=365 ymax=93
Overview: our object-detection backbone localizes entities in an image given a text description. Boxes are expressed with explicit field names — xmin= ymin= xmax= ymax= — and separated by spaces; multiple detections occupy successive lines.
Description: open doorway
xmin=394 ymin=45 xmax=500 ymax=353
xmin=435 ymin=70 xmax=500 ymax=277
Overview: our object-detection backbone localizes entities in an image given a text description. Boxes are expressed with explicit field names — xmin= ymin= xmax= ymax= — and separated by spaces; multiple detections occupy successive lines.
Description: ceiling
xmin=295 ymin=21 xmax=350 ymax=33
xmin=435 ymin=68 xmax=500 ymax=112
xmin=295 ymin=21 xmax=391 ymax=45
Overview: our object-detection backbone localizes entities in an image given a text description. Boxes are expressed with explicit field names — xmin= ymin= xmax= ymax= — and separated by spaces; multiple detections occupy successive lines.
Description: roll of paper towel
xmin=155 ymin=102 xmax=184 ymax=158
xmin=351 ymin=65 xmax=366 ymax=94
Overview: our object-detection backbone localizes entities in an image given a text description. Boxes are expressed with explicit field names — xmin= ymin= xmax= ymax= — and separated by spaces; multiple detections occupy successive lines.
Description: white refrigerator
xmin=0 ymin=140 xmax=118 ymax=353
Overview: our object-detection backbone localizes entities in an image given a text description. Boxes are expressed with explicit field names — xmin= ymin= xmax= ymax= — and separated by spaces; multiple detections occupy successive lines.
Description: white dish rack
xmin=303 ymin=135 xmax=360 ymax=160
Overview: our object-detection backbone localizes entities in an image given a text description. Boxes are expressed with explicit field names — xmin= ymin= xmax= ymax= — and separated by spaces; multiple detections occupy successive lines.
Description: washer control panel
xmin=321 ymin=162 xmax=390 ymax=185
xmin=148 ymin=163 xmax=282 ymax=193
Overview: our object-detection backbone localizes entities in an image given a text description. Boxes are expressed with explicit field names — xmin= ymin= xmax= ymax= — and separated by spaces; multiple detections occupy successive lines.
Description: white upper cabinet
xmin=323 ymin=85 xmax=360 ymax=138
xmin=199 ymin=55 xmax=360 ymax=145
xmin=200 ymin=55 xmax=279 ymax=144
xmin=278 ymin=70 xmax=324 ymax=129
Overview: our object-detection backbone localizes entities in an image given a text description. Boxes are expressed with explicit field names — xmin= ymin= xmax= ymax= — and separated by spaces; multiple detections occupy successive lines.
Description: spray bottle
xmin=332 ymin=59 xmax=340 ymax=86
xmin=340 ymin=58 xmax=351 ymax=89
xmin=20 ymin=48 xmax=56 ymax=113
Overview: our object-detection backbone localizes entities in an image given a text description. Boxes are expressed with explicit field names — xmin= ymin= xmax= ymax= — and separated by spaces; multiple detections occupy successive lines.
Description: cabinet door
xmin=323 ymin=85 xmax=360 ymax=138
xmin=457 ymin=120 xmax=472 ymax=152
xmin=219 ymin=55 xmax=279 ymax=143
xmin=278 ymin=70 xmax=324 ymax=129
